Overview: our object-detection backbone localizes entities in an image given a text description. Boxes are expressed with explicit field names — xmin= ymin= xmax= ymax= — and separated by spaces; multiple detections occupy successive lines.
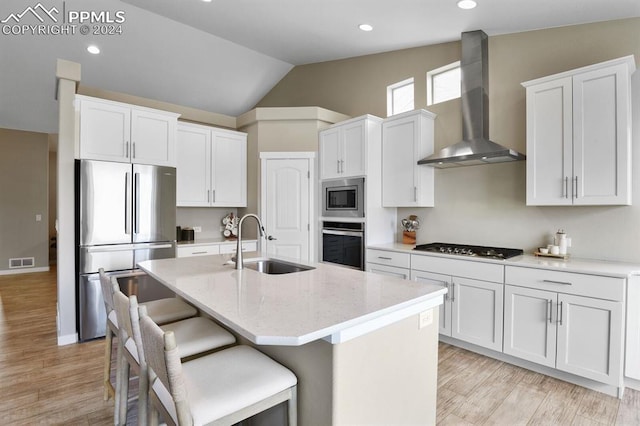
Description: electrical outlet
xmin=419 ymin=310 xmax=433 ymax=329
xmin=35 ymin=214 xmax=42 ymax=222
xmin=193 ymin=226 xmax=202 ymax=233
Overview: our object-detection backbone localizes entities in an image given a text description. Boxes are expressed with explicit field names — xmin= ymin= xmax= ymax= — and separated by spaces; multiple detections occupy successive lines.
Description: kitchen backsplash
xmin=177 ymin=207 xmax=237 ymax=240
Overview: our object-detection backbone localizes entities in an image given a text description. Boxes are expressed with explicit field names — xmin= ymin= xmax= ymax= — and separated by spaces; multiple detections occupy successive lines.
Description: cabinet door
xmin=411 ymin=270 xmax=452 ymax=336
xmin=131 ymin=109 xmax=176 ymax=166
xmin=503 ymin=285 xmax=557 ymax=367
xmin=176 ymin=244 xmax=220 ymax=258
xmin=525 ymin=77 xmax=573 ymax=206
xmin=211 ymin=130 xmax=247 ymax=207
xmin=341 ymin=120 xmax=366 ymax=177
xmin=176 ymin=124 xmax=211 ymax=207
xmin=79 ymin=99 xmax=131 ymax=163
xmin=556 ymin=293 xmax=623 ymax=386
xmin=382 ymin=112 xmax=434 ymax=207
xmin=573 ymin=63 xmax=631 ymax=205
xmin=319 ymin=127 xmax=341 ymax=179
xmin=451 ymin=277 xmax=503 ymax=352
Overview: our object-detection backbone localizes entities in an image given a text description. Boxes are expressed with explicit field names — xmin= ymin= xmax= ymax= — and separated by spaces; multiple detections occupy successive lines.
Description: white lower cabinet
xmin=411 ymin=270 xmax=451 ymax=336
xmin=505 ymin=267 xmax=624 ymax=387
xmin=177 ymin=241 xmax=257 ymax=258
xmin=410 ymin=255 xmax=504 ymax=352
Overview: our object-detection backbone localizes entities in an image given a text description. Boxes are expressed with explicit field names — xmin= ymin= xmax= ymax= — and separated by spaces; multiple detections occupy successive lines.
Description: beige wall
xmin=257 ymin=18 xmax=640 ymax=262
xmin=0 ymin=128 xmax=50 ymax=271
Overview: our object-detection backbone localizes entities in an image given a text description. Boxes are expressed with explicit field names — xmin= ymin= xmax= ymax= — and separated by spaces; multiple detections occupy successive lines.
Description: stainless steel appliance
xmin=322 ymin=221 xmax=364 ymax=270
xmin=418 ymin=30 xmax=526 ymax=167
xmin=76 ymin=159 xmax=177 ymax=341
xmin=321 ymin=177 xmax=365 ymax=218
xmin=413 ymin=242 xmax=523 ymax=260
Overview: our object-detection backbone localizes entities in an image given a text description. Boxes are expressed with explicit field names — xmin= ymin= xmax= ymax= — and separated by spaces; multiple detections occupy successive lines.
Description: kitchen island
xmin=138 ymin=253 xmax=446 ymax=425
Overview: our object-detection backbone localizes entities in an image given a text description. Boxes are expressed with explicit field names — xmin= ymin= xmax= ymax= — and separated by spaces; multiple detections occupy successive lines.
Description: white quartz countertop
xmin=369 ymin=243 xmax=640 ymax=278
xmin=138 ymin=253 xmax=446 ymax=346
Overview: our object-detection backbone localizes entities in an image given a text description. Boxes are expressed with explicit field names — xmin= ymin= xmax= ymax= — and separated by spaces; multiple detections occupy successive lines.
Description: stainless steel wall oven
xmin=322 ymin=221 xmax=364 ymax=270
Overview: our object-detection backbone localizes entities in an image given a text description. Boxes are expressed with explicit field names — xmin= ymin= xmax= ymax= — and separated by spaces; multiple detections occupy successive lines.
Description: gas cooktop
xmin=413 ymin=242 xmax=524 ymax=260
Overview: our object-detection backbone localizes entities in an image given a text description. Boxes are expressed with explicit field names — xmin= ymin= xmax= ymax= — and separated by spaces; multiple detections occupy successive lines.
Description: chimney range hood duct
xmin=418 ymin=30 xmax=525 ymax=168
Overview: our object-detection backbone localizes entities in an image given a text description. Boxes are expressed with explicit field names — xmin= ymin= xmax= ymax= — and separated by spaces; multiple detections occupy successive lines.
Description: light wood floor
xmin=1 ymin=267 xmax=639 ymax=425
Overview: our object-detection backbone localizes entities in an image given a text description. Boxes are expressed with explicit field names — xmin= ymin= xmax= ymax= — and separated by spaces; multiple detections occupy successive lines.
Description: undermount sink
xmin=243 ymin=258 xmax=315 ymax=275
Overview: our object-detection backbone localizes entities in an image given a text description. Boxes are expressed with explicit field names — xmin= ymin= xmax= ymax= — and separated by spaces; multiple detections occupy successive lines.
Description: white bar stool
xmin=112 ymin=278 xmax=236 ymax=425
xmin=99 ymin=268 xmax=199 ymax=402
xmin=139 ymin=306 xmax=298 ymax=426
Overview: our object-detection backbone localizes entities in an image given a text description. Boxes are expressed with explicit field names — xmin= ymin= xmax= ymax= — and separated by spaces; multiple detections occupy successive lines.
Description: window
xmin=427 ymin=62 xmax=461 ymax=106
xmin=387 ymin=78 xmax=414 ymax=116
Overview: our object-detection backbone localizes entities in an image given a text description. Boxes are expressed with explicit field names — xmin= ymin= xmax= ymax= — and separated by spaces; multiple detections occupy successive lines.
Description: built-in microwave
xmin=321 ymin=177 xmax=364 ymax=218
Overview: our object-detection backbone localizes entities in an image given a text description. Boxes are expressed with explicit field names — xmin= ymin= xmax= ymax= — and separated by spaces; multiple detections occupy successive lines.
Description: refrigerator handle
xmin=125 ymin=172 xmax=131 ymax=235
xmin=134 ymin=172 xmax=140 ymax=234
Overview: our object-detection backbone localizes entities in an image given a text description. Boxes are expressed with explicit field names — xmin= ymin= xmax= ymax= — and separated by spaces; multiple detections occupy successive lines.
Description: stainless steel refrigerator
xmin=76 ymin=159 xmax=177 ymax=341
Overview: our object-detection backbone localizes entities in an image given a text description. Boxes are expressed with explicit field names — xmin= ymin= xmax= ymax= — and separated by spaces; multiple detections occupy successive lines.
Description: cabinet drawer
xmin=366 ymin=263 xmax=410 ymax=280
xmin=366 ymin=249 xmax=410 ymax=269
xmin=176 ymin=244 xmax=220 ymax=258
xmin=219 ymin=241 xmax=257 ymax=254
xmin=505 ymin=266 xmax=624 ymax=301
xmin=411 ymin=254 xmax=504 ymax=283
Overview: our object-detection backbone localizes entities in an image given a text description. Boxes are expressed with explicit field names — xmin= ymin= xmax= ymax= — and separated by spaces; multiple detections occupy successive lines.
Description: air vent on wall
xmin=9 ymin=257 xmax=35 ymax=269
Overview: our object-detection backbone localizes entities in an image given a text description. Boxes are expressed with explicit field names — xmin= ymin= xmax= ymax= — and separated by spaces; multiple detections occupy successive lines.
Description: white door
xmin=573 ymin=63 xmax=631 ymax=205
xmin=262 ymin=155 xmax=313 ymax=262
xmin=451 ymin=277 xmax=504 ymax=352
xmin=503 ymin=285 xmax=557 ymax=367
xmin=524 ymin=77 xmax=573 ymax=206
xmin=556 ymin=293 xmax=623 ymax=386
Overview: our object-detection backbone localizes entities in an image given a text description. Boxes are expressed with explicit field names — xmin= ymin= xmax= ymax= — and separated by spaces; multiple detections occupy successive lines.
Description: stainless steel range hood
xmin=418 ymin=30 xmax=525 ymax=168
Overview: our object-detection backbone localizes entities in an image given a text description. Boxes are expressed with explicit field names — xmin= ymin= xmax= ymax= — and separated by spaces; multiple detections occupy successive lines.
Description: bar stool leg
xmin=103 ymin=328 xmax=113 ymax=400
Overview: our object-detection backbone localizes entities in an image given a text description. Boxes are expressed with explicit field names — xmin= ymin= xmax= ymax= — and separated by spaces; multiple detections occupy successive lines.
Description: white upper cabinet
xmin=319 ymin=116 xmax=380 ymax=179
xmin=78 ymin=95 xmax=179 ymax=166
xmin=522 ymin=56 xmax=635 ymax=206
xmin=176 ymin=122 xmax=247 ymax=207
xmin=382 ymin=109 xmax=436 ymax=207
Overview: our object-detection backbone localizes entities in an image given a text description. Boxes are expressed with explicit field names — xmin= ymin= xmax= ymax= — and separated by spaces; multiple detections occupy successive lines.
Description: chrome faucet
xmin=235 ymin=214 xmax=265 ymax=270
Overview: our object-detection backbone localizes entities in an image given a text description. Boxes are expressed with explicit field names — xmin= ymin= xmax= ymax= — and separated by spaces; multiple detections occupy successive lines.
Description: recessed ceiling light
xmin=457 ymin=0 xmax=477 ymax=9
xmin=87 ymin=45 xmax=100 ymax=54
xmin=202 ymin=0 xmax=212 ymax=2
xmin=359 ymin=24 xmax=373 ymax=32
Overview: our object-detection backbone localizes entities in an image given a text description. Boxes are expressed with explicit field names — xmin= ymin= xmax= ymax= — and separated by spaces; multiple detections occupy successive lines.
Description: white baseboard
xmin=0 ymin=266 xmax=50 ymax=276
xmin=57 ymin=333 xmax=78 ymax=346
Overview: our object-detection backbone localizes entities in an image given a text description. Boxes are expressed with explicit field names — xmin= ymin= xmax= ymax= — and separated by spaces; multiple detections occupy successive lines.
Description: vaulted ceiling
xmin=1 ymin=0 xmax=638 ymax=134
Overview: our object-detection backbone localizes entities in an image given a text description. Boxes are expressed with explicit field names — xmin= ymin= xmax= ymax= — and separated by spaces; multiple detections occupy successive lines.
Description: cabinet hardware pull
xmin=377 ymin=256 xmax=392 ymax=260
xmin=558 ymin=301 xmax=564 ymax=325
xmin=564 ymin=177 xmax=569 ymax=199
xmin=212 ymin=190 xmax=215 ymax=203
xmin=132 ymin=142 xmax=136 ymax=159
xmin=574 ymin=176 xmax=578 ymax=199
xmin=548 ymin=299 xmax=553 ymax=324
xmin=542 ymin=279 xmax=572 ymax=286
xmin=340 ymin=160 xmax=344 ymax=173
xmin=337 ymin=160 xmax=340 ymax=174
xmin=192 ymin=251 xmax=207 ymax=255
xmin=414 ymin=186 xmax=417 ymax=202
xmin=125 ymin=141 xmax=129 ymax=158
xmin=451 ymin=282 xmax=455 ymax=302
xmin=207 ymin=190 xmax=210 ymax=203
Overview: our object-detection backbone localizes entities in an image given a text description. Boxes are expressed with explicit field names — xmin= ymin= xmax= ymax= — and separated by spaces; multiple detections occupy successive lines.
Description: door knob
xmin=267 ymin=235 xmax=277 ymax=241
